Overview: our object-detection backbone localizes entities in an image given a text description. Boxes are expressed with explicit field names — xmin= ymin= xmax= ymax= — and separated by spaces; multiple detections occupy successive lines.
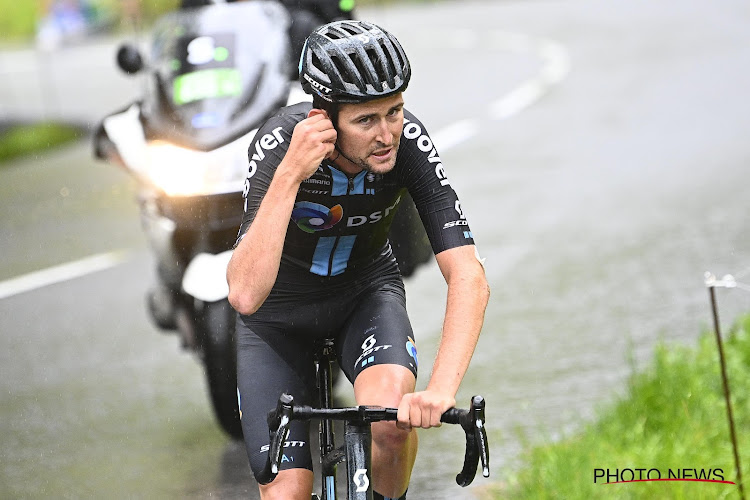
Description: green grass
xmin=0 ymin=0 xmax=40 ymax=41
xmin=0 ymin=0 xmax=437 ymax=42
xmin=0 ymin=0 xmax=180 ymax=42
xmin=491 ymin=314 xmax=750 ymax=500
xmin=0 ymin=122 xmax=84 ymax=164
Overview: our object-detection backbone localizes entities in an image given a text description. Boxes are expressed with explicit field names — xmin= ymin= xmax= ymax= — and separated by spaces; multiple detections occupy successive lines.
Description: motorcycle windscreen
xmin=146 ymin=1 xmax=292 ymax=151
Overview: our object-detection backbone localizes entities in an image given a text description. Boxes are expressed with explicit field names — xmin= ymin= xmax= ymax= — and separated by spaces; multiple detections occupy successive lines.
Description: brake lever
xmin=258 ymin=393 xmax=294 ymax=485
xmin=471 ymin=395 xmax=490 ymax=479
xmin=441 ymin=395 xmax=490 ymax=487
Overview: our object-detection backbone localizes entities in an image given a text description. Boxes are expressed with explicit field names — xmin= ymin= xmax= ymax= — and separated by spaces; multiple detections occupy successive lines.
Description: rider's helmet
xmin=299 ymin=20 xmax=411 ymax=104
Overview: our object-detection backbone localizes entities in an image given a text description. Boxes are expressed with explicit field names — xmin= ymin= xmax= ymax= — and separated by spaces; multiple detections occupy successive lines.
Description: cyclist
xmin=227 ymin=20 xmax=490 ymax=500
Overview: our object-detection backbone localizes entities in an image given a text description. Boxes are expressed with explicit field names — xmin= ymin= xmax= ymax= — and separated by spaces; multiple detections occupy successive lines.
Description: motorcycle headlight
xmin=141 ymin=136 xmax=252 ymax=196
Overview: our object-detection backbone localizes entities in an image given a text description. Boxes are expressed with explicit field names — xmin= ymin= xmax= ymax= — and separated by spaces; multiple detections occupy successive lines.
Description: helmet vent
xmin=391 ymin=43 xmax=405 ymax=72
xmin=368 ymin=47 xmax=394 ymax=82
xmin=330 ymin=55 xmax=353 ymax=84
xmin=340 ymin=25 xmax=362 ymax=37
xmin=325 ymin=23 xmax=362 ymax=40
xmin=312 ymin=52 xmax=323 ymax=72
xmin=350 ymin=52 xmax=370 ymax=88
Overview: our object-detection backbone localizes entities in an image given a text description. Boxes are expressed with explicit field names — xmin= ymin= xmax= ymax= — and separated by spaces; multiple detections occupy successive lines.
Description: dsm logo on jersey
xmin=291 ymin=201 xmax=343 ymax=233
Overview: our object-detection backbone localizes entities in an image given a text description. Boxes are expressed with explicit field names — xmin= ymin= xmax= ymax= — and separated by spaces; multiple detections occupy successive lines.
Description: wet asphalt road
xmin=2 ymin=0 xmax=750 ymax=498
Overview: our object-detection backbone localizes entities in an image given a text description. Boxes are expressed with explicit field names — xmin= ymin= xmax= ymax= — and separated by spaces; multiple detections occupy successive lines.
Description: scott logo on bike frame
xmin=353 ymin=468 xmax=369 ymax=492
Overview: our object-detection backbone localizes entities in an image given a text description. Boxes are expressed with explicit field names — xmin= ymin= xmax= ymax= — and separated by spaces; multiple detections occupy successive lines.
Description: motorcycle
xmin=94 ymin=0 xmax=432 ymax=440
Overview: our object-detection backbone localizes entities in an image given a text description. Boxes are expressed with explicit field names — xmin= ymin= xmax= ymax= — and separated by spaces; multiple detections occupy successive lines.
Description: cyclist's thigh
xmin=337 ymin=280 xmax=419 ymax=383
xmin=236 ymin=316 xmax=317 ymax=478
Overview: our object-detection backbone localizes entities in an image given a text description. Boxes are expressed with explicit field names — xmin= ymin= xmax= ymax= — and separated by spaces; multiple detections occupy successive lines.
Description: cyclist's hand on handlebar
xmin=280 ymin=109 xmax=337 ymax=183
xmin=396 ymin=390 xmax=456 ymax=430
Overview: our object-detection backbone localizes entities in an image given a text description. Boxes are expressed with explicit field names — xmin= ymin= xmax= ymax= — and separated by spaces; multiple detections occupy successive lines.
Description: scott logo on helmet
xmin=303 ymin=73 xmax=332 ymax=94
xmin=402 ymin=118 xmax=449 ymax=187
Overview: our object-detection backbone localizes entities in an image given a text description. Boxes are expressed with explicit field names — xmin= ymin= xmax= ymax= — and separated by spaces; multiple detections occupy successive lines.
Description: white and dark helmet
xmin=299 ymin=20 xmax=411 ymax=103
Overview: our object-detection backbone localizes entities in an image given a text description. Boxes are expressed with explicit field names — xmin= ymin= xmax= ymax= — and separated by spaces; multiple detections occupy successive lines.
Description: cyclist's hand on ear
xmin=396 ymin=390 xmax=456 ymax=430
xmin=279 ymin=109 xmax=336 ymax=183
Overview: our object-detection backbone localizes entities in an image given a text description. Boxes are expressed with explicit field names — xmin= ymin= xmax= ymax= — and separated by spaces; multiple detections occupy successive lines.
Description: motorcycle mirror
xmin=116 ymin=44 xmax=144 ymax=75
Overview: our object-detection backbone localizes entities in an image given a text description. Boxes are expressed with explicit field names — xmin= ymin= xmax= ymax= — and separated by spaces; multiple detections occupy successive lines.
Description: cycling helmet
xmin=299 ymin=20 xmax=411 ymax=103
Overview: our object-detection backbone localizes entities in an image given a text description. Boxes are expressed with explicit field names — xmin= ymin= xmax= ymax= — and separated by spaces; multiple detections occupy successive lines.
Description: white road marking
xmin=0 ymin=251 xmax=130 ymax=300
xmin=0 ymin=31 xmax=570 ymax=299
xmin=432 ymin=119 xmax=480 ymax=152
xmin=414 ymin=29 xmax=570 ymax=145
xmin=490 ymin=35 xmax=571 ymax=120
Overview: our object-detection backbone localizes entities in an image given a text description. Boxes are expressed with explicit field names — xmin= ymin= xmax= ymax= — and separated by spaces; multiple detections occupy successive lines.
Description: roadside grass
xmin=0 ymin=0 xmax=174 ymax=42
xmin=491 ymin=314 xmax=750 ymax=500
xmin=0 ymin=0 xmax=39 ymax=42
xmin=0 ymin=0 xmax=440 ymax=42
xmin=0 ymin=122 xmax=84 ymax=164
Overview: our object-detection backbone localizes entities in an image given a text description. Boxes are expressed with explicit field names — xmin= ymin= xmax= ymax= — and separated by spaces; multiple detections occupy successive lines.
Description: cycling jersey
xmin=236 ymin=102 xmax=475 ymax=281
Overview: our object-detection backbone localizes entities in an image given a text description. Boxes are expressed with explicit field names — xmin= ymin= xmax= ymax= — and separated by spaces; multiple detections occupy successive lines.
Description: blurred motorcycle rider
xmin=179 ymin=0 xmax=356 ymax=72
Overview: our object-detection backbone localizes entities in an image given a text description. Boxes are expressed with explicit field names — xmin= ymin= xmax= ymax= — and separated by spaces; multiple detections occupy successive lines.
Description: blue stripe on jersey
xmin=310 ymin=236 xmax=357 ymax=276
xmin=330 ymin=167 xmax=367 ymax=195
xmin=330 ymin=168 xmax=348 ymax=195
xmin=330 ymin=235 xmax=357 ymax=276
xmin=310 ymin=236 xmax=336 ymax=275
xmin=350 ymin=171 xmax=367 ymax=195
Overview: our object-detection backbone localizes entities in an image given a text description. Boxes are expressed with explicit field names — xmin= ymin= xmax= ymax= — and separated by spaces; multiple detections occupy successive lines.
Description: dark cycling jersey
xmin=236 ymin=101 xmax=475 ymax=280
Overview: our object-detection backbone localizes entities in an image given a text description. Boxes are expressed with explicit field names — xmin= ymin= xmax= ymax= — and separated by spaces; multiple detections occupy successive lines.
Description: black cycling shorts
xmin=236 ymin=273 xmax=419 ymax=480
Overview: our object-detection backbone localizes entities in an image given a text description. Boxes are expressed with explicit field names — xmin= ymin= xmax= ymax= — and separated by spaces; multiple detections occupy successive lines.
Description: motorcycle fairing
xmin=143 ymin=1 xmax=293 ymax=151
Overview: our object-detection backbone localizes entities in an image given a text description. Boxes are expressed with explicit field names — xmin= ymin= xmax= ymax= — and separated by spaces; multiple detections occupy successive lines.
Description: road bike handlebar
xmin=257 ymin=393 xmax=490 ymax=487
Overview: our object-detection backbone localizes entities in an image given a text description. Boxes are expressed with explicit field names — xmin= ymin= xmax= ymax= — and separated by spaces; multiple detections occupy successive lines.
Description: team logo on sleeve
xmin=443 ymin=200 xmax=469 ymax=229
xmin=291 ymin=201 xmax=343 ymax=233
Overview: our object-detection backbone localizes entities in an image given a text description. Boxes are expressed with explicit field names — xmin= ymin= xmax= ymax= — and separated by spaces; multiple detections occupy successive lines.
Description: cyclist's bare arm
xmin=227 ymin=111 xmax=336 ymax=315
xmin=397 ymin=244 xmax=490 ymax=429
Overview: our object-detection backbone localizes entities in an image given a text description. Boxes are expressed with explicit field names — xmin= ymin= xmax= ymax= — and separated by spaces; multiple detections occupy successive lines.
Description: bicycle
xmin=256 ymin=339 xmax=490 ymax=499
